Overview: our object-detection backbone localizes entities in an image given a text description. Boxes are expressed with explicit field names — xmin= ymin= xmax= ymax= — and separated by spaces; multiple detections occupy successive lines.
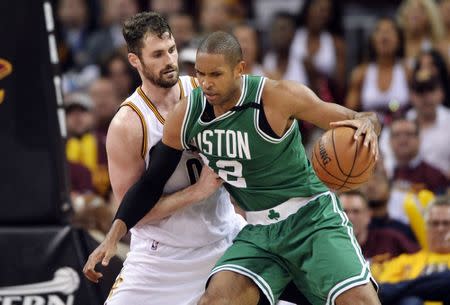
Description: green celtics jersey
xmin=181 ymin=75 xmax=327 ymax=211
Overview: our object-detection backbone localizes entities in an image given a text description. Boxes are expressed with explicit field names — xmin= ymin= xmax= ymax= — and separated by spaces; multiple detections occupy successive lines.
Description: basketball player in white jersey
xmin=83 ymin=12 xmax=245 ymax=305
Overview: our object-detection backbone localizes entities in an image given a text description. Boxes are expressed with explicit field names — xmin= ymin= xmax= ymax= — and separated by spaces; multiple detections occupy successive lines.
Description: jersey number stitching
xmin=216 ymin=160 xmax=247 ymax=188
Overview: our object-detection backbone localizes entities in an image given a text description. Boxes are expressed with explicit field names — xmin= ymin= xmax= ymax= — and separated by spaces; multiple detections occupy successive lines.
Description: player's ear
xmin=235 ymin=60 xmax=245 ymax=78
xmin=128 ymin=53 xmax=140 ymax=70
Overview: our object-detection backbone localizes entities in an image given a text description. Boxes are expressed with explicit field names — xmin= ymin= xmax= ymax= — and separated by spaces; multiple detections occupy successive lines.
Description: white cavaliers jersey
xmin=121 ymin=76 xmax=244 ymax=248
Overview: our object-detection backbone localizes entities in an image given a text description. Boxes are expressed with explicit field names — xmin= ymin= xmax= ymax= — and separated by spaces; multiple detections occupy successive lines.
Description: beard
xmin=141 ymin=63 xmax=179 ymax=88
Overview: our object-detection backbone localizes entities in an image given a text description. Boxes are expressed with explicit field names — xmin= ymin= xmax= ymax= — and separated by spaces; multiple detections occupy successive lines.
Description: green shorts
xmin=209 ymin=192 xmax=377 ymax=305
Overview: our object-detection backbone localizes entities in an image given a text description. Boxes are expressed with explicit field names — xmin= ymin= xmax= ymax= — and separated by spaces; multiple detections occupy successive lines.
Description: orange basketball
xmin=311 ymin=126 xmax=376 ymax=192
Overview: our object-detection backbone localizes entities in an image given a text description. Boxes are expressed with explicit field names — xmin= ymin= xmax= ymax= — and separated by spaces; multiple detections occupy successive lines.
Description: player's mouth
xmin=204 ymin=93 xmax=218 ymax=101
xmin=162 ymin=68 xmax=176 ymax=76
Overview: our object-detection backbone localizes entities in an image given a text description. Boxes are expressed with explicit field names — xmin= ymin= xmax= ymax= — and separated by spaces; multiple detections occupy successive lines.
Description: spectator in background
xmin=360 ymin=161 xmax=418 ymax=242
xmin=85 ymin=0 xmax=140 ymax=66
xmin=56 ymin=0 xmax=94 ymax=71
xmin=263 ymin=12 xmax=304 ymax=83
xmin=178 ymin=47 xmax=197 ymax=76
xmin=232 ymin=22 xmax=266 ymax=76
xmin=346 ymin=18 xmax=410 ymax=125
xmin=56 ymin=0 xmax=100 ymax=93
xmin=381 ymin=70 xmax=450 ymax=182
xmin=340 ymin=190 xmax=419 ymax=263
xmin=148 ymin=0 xmax=184 ymax=16
xmin=199 ymin=0 xmax=233 ymax=34
xmin=168 ymin=12 xmax=196 ymax=49
xmin=375 ymin=195 xmax=450 ymax=305
xmin=407 ymin=71 xmax=450 ymax=179
xmin=396 ymin=0 xmax=444 ymax=69
xmin=87 ymin=78 xmax=122 ymax=197
xmin=100 ymin=52 xmax=140 ymax=101
xmin=414 ymin=49 xmax=450 ymax=109
xmin=65 ymin=92 xmax=94 ymax=139
xmin=291 ymin=0 xmax=346 ymax=102
xmin=390 ymin=117 xmax=448 ymax=194
xmin=438 ymin=0 xmax=450 ymax=72
xmin=64 ymin=92 xmax=95 ymax=196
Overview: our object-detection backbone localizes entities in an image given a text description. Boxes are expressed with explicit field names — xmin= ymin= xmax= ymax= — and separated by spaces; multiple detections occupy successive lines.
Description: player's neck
xmin=140 ymin=79 xmax=180 ymax=112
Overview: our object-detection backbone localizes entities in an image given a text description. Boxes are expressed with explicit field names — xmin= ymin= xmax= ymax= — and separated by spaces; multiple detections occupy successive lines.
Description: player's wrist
xmin=188 ymin=184 xmax=206 ymax=202
xmin=106 ymin=219 xmax=127 ymax=243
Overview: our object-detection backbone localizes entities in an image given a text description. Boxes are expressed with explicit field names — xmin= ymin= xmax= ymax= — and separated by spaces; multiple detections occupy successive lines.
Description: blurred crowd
xmin=56 ymin=0 xmax=450 ymax=303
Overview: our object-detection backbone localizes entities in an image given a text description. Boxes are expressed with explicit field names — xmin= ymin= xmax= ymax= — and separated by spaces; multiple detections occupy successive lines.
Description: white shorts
xmin=105 ymin=234 xmax=235 ymax=305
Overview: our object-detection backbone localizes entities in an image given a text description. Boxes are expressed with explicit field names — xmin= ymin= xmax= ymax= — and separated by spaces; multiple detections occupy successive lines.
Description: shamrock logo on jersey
xmin=268 ymin=209 xmax=280 ymax=220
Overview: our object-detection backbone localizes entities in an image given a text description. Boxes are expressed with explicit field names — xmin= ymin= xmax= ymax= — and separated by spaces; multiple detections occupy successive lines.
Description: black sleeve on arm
xmin=114 ymin=140 xmax=182 ymax=230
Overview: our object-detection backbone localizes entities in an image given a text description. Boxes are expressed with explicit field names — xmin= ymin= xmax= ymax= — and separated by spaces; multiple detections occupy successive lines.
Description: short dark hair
xmin=340 ymin=190 xmax=369 ymax=206
xmin=197 ymin=31 xmax=243 ymax=66
xmin=122 ymin=12 xmax=172 ymax=57
xmin=410 ymin=70 xmax=442 ymax=93
xmin=413 ymin=49 xmax=450 ymax=108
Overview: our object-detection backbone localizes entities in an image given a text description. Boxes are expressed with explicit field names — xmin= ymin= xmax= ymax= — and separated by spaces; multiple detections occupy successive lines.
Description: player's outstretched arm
xmin=263 ymin=79 xmax=381 ymax=159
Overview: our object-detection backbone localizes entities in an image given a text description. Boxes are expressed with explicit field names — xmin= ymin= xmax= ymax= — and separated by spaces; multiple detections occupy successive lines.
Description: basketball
xmin=311 ymin=126 xmax=376 ymax=192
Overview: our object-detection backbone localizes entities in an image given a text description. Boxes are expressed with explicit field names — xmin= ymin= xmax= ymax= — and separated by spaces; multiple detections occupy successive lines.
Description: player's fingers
xmin=84 ymin=249 xmax=103 ymax=271
xmin=329 ymin=120 xmax=359 ymax=129
xmin=372 ymin=137 xmax=379 ymax=161
xmin=87 ymin=270 xmax=103 ymax=283
xmin=354 ymin=124 xmax=368 ymax=141
xmin=363 ymin=129 xmax=373 ymax=147
xmin=83 ymin=257 xmax=103 ymax=283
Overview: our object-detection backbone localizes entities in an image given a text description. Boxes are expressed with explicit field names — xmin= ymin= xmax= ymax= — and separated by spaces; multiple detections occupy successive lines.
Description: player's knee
xmin=335 ymin=283 xmax=381 ymax=305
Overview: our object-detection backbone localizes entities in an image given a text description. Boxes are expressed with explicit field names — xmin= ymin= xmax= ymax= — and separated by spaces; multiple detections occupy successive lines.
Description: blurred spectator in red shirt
xmin=64 ymin=92 xmax=95 ymax=195
xmin=340 ymin=190 xmax=419 ymax=263
xmin=360 ymin=161 xmax=418 ymax=242
xmin=87 ymin=77 xmax=121 ymax=197
xmin=390 ymin=117 xmax=448 ymax=194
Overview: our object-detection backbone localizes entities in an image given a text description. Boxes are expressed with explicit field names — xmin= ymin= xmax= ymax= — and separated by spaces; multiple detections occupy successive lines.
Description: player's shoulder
xmin=262 ymin=78 xmax=307 ymax=96
xmin=110 ymin=102 xmax=143 ymax=137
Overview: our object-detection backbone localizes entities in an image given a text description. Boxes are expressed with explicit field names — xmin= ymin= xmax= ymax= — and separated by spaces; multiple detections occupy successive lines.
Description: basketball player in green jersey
xmin=100 ymin=31 xmax=382 ymax=305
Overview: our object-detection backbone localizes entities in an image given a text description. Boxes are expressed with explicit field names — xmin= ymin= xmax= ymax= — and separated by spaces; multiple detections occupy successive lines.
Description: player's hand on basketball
xmin=193 ymin=165 xmax=223 ymax=201
xmin=83 ymin=237 xmax=117 ymax=283
xmin=330 ymin=118 xmax=379 ymax=161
